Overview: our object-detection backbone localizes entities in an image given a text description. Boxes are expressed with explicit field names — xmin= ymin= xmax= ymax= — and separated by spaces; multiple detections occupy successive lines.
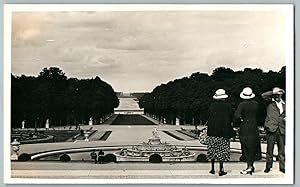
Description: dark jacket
xmin=234 ymin=100 xmax=259 ymax=144
xmin=264 ymin=102 xmax=286 ymax=135
xmin=207 ymin=100 xmax=235 ymax=139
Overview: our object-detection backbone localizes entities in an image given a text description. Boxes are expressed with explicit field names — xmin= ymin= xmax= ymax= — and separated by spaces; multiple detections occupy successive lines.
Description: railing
xmin=28 ymin=144 xmax=242 ymax=161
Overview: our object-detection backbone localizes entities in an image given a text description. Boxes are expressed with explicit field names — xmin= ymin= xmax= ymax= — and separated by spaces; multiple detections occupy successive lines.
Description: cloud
xmin=12 ymin=13 xmax=51 ymax=47
xmin=11 ymin=10 xmax=288 ymax=92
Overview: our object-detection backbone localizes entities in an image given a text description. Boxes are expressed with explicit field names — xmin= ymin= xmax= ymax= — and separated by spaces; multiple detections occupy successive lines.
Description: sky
xmin=11 ymin=9 xmax=289 ymax=92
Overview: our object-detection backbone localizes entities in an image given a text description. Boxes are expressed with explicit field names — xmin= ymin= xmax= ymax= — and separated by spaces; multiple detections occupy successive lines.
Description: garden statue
xmin=89 ymin=117 xmax=93 ymax=126
xmin=11 ymin=139 xmax=20 ymax=160
xmin=21 ymin=120 xmax=25 ymax=129
xmin=152 ymin=127 xmax=158 ymax=138
xmin=84 ymin=131 xmax=90 ymax=142
xmin=45 ymin=119 xmax=50 ymax=130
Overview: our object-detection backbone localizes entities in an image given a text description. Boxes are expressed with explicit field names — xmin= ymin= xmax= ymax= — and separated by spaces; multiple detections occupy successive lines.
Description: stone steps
xmin=11 ymin=161 xmax=285 ymax=180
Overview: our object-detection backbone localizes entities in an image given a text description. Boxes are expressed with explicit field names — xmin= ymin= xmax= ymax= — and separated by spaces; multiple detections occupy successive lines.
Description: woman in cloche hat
xmin=235 ymin=87 xmax=260 ymax=175
xmin=206 ymin=89 xmax=236 ymax=176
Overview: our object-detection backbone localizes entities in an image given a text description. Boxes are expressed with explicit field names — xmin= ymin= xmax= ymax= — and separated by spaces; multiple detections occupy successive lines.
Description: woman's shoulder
xmin=210 ymin=100 xmax=232 ymax=110
xmin=224 ymin=101 xmax=233 ymax=108
xmin=210 ymin=101 xmax=219 ymax=107
xmin=218 ymin=101 xmax=233 ymax=111
xmin=241 ymin=99 xmax=259 ymax=105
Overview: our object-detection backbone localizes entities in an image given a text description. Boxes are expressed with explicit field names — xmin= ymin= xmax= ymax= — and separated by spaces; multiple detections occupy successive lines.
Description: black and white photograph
xmin=3 ymin=4 xmax=294 ymax=184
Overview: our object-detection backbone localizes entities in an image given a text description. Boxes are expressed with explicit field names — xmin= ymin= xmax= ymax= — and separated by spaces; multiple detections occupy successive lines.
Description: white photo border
xmin=3 ymin=4 xmax=295 ymax=184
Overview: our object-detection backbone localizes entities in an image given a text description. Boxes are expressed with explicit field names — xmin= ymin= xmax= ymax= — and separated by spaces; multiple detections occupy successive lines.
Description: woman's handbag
xmin=199 ymin=124 xmax=209 ymax=145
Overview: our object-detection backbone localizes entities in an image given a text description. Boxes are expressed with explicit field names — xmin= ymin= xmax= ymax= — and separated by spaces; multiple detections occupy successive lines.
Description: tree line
xmin=11 ymin=67 xmax=119 ymax=129
xmin=139 ymin=67 xmax=286 ymax=127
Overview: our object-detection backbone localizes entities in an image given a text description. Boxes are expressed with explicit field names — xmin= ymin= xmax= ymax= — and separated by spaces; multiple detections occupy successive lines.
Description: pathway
xmin=11 ymin=161 xmax=285 ymax=180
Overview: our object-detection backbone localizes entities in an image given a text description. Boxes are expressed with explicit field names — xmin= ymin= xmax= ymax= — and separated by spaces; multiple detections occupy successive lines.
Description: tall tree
xmin=11 ymin=67 xmax=119 ymax=128
xmin=140 ymin=66 xmax=286 ymax=126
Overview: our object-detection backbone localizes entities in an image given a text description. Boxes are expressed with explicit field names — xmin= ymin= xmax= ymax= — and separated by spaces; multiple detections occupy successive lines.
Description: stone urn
xmin=84 ymin=131 xmax=90 ymax=142
xmin=11 ymin=139 xmax=20 ymax=160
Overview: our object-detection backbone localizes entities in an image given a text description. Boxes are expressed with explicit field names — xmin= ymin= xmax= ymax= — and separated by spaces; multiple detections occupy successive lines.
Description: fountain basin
xmin=114 ymin=135 xmax=196 ymax=162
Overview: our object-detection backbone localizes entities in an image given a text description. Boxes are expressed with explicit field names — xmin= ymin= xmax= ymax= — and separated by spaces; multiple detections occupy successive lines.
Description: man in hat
xmin=261 ymin=87 xmax=285 ymax=173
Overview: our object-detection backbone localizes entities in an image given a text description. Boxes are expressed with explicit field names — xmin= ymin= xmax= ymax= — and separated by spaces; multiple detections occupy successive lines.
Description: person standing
xmin=98 ymin=150 xmax=105 ymax=164
xmin=235 ymin=87 xmax=260 ymax=175
xmin=261 ymin=87 xmax=286 ymax=173
xmin=207 ymin=89 xmax=236 ymax=176
xmin=90 ymin=150 xmax=97 ymax=164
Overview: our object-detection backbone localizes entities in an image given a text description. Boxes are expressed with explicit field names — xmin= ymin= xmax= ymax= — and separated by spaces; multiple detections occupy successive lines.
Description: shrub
xmin=149 ymin=154 xmax=162 ymax=163
xmin=18 ymin=153 xmax=31 ymax=161
xmin=104 ymin=153 xmax=117 ymax=163
xmin=60 ymin=154 xmax=71 ymax=162
xmin=196 ymin=154 xmax=208 ymax=162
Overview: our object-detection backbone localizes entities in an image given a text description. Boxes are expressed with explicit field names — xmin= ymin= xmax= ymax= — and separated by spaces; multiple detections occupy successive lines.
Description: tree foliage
xmin=139 ymin=66 xmax=286 ymax=126
xmin=11 ymin=67 xmax=119 ymax=128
